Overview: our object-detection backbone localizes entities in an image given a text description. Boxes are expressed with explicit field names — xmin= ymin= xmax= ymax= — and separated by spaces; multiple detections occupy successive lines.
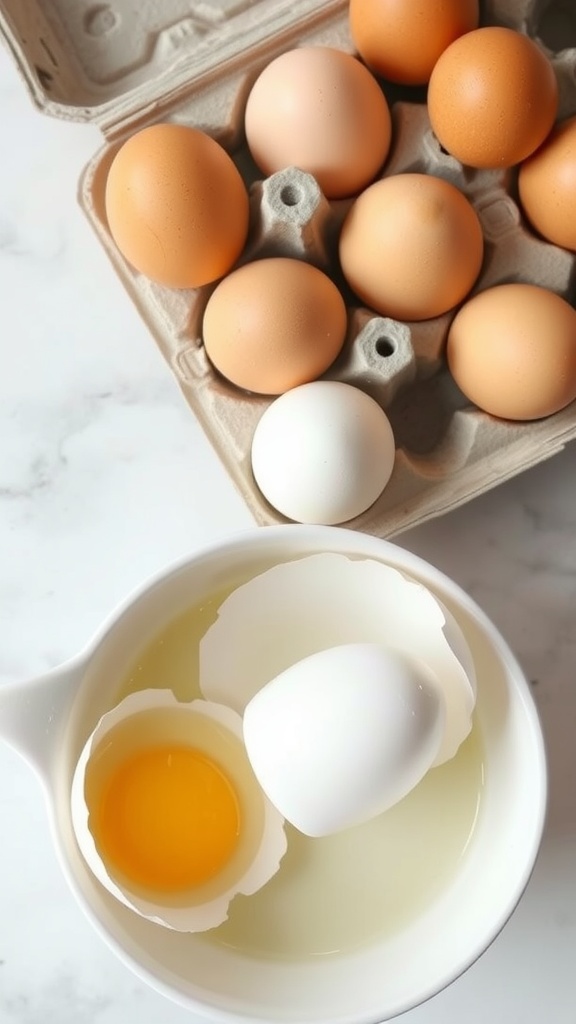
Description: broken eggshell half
xmin=70 ymin=689 xmax=287 ymax=932
xmin=199 ymin=555 xmax=477 ymax=838
xmin=199 ymin=553 xmax=477 ymax=770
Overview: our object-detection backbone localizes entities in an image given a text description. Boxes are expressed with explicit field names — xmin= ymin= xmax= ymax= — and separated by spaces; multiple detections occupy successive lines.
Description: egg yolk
xmin=93 ymin=745 xmax=241 ymax=893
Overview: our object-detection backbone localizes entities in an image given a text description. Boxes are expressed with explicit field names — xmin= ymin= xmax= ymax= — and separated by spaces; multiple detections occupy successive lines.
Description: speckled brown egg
xmin=105 ymin=123 xmax=250 ymax=289
xmin=349 ymin=0 xmax=479 ymax=86
xmin=202 ymin=257 xmax=348 ymax=395
xmin=428 ymin=27 xmax=558 ymax=169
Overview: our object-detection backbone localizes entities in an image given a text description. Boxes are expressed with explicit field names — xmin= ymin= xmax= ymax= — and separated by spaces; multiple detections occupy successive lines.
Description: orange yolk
xmin=93 ymin=745 xmax=241 ymax=893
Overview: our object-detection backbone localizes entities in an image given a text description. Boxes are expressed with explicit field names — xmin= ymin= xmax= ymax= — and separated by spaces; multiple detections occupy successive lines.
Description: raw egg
xmin=202 ymin=257 xmax=347 ymax=394
xmin=349 ymin=0 xmax=479 ymax=85
xmin=518 ymin=115 xmax=576 ymax=251
xmin=446 ymin=283 xmax=576 ymax=420
xmin=244 ymin=46 xmax=392 ymax=199
xmin=427 ymin=26 xmax=558 ymax=168
xmin=71 ymin=690 xmax=286 ymax=932
xmin=104 ymin=123 xmax=249 ymax=289
xmin=338 ymin=173 xmax=484 ymax=321
xmin=250 ymin=381 xmax=396 ymax=523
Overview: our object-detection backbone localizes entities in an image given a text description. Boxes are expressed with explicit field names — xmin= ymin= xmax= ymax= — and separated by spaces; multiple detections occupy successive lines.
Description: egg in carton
xmin=3 ymin=0 xmax=576 ymax=535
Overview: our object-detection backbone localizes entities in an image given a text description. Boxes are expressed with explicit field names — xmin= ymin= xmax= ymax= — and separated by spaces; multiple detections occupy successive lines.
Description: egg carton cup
xmin=3 ymin=0 xmax=576 ymax=536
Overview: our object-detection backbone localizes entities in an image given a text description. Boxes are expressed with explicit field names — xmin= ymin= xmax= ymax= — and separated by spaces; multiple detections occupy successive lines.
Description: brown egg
xmin=518 ymin=115 xmax=576 ymax=251
xmin=105 ymin=123 xmax=249 ymax=289
xmin=428 ymin=27 xmax=558 ymax=169
xmin=349 ymin=0 xmax=479 ymax=86
xmin=446 ymin=283 xmax=576 ymax=420
xmin=244 ymin=47 xmax=392 ymax=199
xmin=338 ymin=173 xmax=484 ymax=321
xmin=202 ymin=257 xmax=348 ymax=395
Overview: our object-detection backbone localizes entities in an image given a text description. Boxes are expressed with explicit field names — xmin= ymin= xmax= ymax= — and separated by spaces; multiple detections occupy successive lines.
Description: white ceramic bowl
xmin=0 ymin=525 xmax=546 ymax=1023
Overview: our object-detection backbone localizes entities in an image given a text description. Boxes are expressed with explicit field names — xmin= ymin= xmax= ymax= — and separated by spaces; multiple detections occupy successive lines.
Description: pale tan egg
xmin=349 ymin=0 xmax=479 ymax=86
xmin=105 ymin=123 xmax=250 ymax=289
xmin=446 ymin=283 xmax=576 ymax=420
xmin=244 ymin=46 xmax=392 ymax=199
xmin=518 ymin=115 xmax=576 ymax=251
xmin=202 ymin=257 xmax=347 ymax=395
xmin=338 ymin=173 xmax=483 ymax=321
xmin=427 ymin=27 xmax=558 ymax=169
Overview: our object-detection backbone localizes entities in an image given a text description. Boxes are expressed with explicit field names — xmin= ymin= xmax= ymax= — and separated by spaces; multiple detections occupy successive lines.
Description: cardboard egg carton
xmin=2 ymin=0 xmax=576 ymax=536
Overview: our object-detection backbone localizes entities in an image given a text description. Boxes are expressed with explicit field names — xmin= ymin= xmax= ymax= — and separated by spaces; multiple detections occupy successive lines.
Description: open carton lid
xmin=0 ymin=0 xmax=346 ymax=134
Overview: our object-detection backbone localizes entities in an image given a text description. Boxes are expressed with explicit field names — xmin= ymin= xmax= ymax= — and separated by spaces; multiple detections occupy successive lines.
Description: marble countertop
xmin=0 ymin=38 xmax=575 ymax=1024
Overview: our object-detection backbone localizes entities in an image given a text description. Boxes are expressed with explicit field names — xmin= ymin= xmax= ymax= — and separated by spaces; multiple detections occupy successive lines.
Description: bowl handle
xmin=0 ymin=657 xmax=85 ymax=785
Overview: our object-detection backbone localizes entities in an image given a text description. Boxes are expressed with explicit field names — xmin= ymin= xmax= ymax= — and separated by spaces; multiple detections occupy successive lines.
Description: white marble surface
xmin=0 ymin=38 xmax=575 ymax=1024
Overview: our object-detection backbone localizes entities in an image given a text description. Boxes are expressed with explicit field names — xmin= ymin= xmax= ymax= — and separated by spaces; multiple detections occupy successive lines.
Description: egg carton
xmin=3 ymin=0 xmax=576 ymax=536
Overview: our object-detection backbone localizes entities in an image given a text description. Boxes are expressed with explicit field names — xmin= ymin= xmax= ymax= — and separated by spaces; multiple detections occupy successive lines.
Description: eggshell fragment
xmin=199 ymin=554 xmax=476 ymax=765
xmin=70 ymin=690 xmax=286 ymax=932
xmin=243 ymin=644 xmax=446 ymax=837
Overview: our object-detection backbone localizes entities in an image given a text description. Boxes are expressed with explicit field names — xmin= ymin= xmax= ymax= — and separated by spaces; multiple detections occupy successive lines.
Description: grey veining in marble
xmin=0 ymin=33 xmax=574 ymax=1024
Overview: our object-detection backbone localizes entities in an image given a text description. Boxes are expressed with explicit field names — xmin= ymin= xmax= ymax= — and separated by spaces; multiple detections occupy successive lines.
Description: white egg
xmin=251 ymin=380 xmax=396 ymax=525
xmin=200 ymin=554 xmax=476 ymax=766
xmin=70 ymin=690 xmax=287 ymax=932
xmin=243 ymin=643 xmax=446 ymax=837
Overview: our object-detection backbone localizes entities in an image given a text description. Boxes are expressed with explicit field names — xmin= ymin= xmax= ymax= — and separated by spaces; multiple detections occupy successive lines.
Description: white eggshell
xmin=243 ymin=643 xmax=445 ymax=837
xmin=70 ymin=690 xmax=287 ymax=932
xmin=251 ymin=380 xmax=395 ymax=525
xmin=200 ymin=554 xmax=475 ymax=765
